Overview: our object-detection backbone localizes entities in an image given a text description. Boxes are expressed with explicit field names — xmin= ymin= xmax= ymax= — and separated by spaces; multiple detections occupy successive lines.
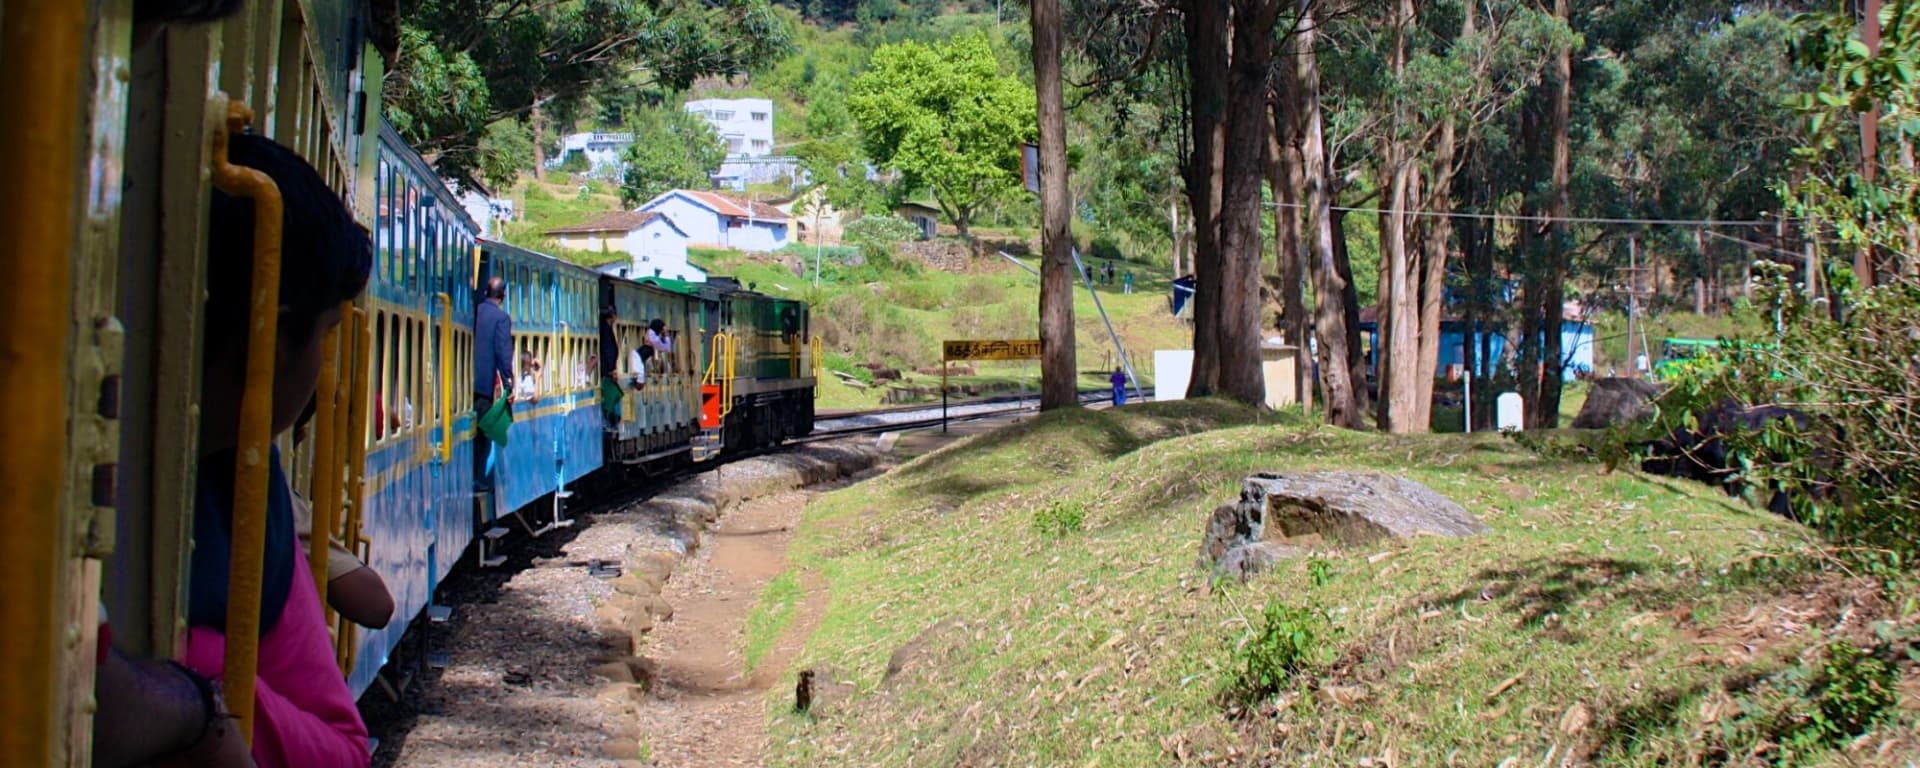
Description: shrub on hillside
xmin=843 ymin=215 xmax=920 ymax=247
xmin=1612 ymin=264 xmax=1920 ymax=567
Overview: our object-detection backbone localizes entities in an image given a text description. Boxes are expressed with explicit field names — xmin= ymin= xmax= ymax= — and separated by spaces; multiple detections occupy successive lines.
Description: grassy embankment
xmin=748 ymin=402 xmax=1917 ymax=765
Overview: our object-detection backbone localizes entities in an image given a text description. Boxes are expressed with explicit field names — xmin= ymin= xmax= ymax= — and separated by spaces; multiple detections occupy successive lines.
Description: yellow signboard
xmin=943 ymin=339 xmax=1042 ymax=361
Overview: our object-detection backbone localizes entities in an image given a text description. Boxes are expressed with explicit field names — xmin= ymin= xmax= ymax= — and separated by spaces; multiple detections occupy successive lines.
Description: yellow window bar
xmin=0 ymin=0 xmax=91 ymax=762
xmin=812 ymin=336 xmax=824 ymax=398
xmin=308 ymin=320 xmax=341 ymax=627
xmin=437 ymin=293 xmax=452 ymax=464
xmin=209 ymin=101 xmax=282 ymax=743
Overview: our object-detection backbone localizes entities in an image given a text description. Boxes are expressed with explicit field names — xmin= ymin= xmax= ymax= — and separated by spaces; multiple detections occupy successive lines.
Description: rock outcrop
xmin=1201 ymin=471 xmax=1486 ymax=577
xmin=1571 ymin=377 xmax=1661 ymax=429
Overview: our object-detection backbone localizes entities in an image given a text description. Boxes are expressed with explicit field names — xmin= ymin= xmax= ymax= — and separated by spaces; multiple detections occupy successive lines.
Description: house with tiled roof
xmin=635 ymin=189 xmax=791 ymax=252
xmin=543 ymin=210 xmax=706 ymax=282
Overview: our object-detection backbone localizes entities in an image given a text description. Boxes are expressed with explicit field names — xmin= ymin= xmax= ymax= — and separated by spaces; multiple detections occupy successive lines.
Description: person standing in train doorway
xmin=473 ymin=276 xmax=514 ymax=491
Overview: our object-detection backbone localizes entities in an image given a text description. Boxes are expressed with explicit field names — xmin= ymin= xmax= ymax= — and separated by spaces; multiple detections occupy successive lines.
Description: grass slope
xmin=760 ymin=403 xmax=1917 ymax=765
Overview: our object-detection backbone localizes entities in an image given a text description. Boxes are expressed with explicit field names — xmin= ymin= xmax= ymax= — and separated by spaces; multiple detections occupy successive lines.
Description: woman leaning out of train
xmin=174 ymin=134 xmax=375 ymax=767
xmin=291 ymin=401 xmax=395 ymax=630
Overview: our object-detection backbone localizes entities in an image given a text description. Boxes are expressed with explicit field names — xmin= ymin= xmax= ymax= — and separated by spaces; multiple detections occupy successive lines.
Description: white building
xmin=684 ymin=98 xmax=776 ymax=158
xmin=454 ymin=185 xmax=513 ymax=239
xmin=637 ymin=189 xmax=791 ymax=253
xmin=547 ymin=132 xmax=634 ymax=176
xmin=543 ymin=211 xmax=707 ymax=282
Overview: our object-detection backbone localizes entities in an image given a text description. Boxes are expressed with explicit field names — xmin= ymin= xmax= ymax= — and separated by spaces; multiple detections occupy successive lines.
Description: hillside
xmin=760 ymin=404 xmax=1920 ymax=765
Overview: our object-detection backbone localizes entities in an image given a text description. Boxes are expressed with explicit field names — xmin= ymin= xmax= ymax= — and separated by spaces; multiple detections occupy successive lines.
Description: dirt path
xmin=374 ymin=443 xmax=879 ymax=768
xmin=635 ymin=489 xmax=826 ymax=766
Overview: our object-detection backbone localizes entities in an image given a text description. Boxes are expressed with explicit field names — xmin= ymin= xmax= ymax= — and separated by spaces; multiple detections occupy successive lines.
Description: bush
xmin=822 ymin=353 xmax=872 ymax=385
xmin=843 ymin=215 xmax=920 ymax=247
xmin=1231 ymin=602 xmax=1332 ymax=703
xmin=886 ymin=280 xmax=951 ymax=311
xmin=1610 ymin=265 xmax=1920 ymax=567
xmin=1031 ymin=501 xmax=1085 ymax=539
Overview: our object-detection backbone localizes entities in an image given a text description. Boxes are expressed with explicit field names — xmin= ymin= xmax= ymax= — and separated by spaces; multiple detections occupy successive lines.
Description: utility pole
xmin=1624 ymin=235 xmax=1646 ymax=378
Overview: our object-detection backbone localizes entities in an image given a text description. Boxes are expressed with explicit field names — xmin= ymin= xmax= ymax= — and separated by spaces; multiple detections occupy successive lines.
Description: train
xmin=4 ymin=0 xmax=816 ymax=761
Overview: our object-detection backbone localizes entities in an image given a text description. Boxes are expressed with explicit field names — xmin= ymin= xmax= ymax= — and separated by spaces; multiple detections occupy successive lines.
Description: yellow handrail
xmin=308 ymin=321 xmax=340 ymax=625
xmin=210 ymin=101 xmax=281 ymax=743
xmin=436 ymin=293 xmax=452 ymax=464
xmin=0 ymin=0 xmax=90 ymax=761
xmin=700 ymin=332 xmax=737 ymax=418
xmin=722 ymin=333 xmax=737 ymax=417
xmin=337 ymin=308 xmax=372 ymax=673
xmin=811 ymin=336 xmax=824 ymax=389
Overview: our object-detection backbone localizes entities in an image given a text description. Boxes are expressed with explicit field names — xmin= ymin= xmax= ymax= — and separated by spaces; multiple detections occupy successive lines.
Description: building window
xmin=751 ymin=112 xmax=768 ymax=122
xmin=714 ymin=111 xmax=734 ymax=121
xmin=752 ymin=140 xmax=769 ymax=151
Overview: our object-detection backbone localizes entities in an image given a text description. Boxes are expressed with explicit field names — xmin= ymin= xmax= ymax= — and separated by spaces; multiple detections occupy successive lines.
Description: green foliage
xmin=1796 ymin=640 xmax=1900 ymax=751
xmin=1230 ymin=601 xmax=1333 ymax=704
xmin=847 ymin=33 xmax=1035 ymax=236
xmin=391 ymin=0 xmax=792 ymax=183
xmin=1607 ymin=263 xmax=1920 ymax=566
xmin=1030 ymin=501 xmax=1085 ymax=539
xmin=620 ymin=107 xmax=728 ymax=206
xmin=843 ymin=215 xmax=920 ymax=246
xmin=822 ymin=352 xmax=873 ymax=384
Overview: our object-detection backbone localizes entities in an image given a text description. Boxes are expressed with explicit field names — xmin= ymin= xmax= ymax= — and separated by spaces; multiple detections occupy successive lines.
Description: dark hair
xmin=486 ymin=276 xmax=507 ymax=300
xmin=649 ymin=318 xmax=666 ymax=332
xmin=135 ymin=0 xmax=245 ymax=23
xmin=205 ymin=134 xmax=371 ymax=355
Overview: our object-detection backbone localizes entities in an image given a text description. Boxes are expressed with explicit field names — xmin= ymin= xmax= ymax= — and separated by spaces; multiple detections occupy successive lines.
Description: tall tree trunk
xmin=1377 ymin=0 xmax=1420 ymax=433
xmin=1332 ymin=207 xmax=1370 ymax=417
xmin=1031 ymin=0 xmax=1077 ymax=410
xmin=531 ymin=103 xmax=547 ymax=181
xmin=1270 ymin=86 xmax=1309 ymax=412
xmin=1183 ymin=0 xmax=1229 ymax=398
xmin=1413 ymin=117 xmax=1458 ymax=430
xmin=1531 ymin=0 xmax=1572 ymax=429
xmin=1292 ymin=3 xmax=1360 ymax=428
xmin=1213 ymin=0 xmax=1280 ymax=406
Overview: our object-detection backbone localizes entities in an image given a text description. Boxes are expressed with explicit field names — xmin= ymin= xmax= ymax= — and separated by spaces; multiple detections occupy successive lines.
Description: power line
xmin=1276 ymin=201 xmax=1790 ymax=228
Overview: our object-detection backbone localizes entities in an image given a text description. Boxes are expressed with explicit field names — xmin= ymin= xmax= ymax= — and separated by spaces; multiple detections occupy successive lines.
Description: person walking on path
xmin=1110 ymin=367 xmax=1128 ymax=406
xmin=473 ymin=276 xmax=513 ymax=490
xmin=1123 ymin=271 xmax=1134 ymax=294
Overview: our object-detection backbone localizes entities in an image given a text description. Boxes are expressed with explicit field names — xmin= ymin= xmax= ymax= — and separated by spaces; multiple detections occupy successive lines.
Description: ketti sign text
xmin=940 ymin=339 xmax=1043 ymax=432
xmin=943 ymin=339 xmax=1042 ymax=362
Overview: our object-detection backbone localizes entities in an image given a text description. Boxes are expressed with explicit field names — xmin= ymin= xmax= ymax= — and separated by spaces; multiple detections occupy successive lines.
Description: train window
xmin=387 ymin=311 xmax=403 ymax=432
xmin=416 ymin=318 xmax=429 ymax=430
xmin=370 ymin=311 xmax=386 ymax=443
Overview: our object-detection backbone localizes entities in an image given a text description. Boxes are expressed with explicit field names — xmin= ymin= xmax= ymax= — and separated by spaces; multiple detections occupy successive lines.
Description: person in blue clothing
xmin=473 ymin=275 xmax=514 ymax=490
xmin=1110 ymin=367 xmax=1128 ymax=406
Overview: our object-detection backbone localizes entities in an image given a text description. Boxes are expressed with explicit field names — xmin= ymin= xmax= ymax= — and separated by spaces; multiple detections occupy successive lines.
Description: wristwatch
xmin=165 ymin=661 xmax=231 ymax=754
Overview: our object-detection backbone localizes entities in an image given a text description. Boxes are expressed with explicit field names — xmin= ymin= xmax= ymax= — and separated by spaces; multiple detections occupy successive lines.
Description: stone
xmin=1571 ymin=377 xmax=1660 ymax=429
xmin=1216 ymin=541 xmax=1303 ymax=579
xmin=1202 ymin=472 xmax=1485 ymax=570
xmin=1246 ymin=472 xmax=1487 ymax=544
xmin=793 ymin=665 xmax=856 ymax=717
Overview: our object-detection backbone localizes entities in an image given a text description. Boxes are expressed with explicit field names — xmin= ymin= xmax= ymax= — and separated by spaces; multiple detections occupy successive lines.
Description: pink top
xmin=180 ymin=535 xmax=370 ymax=767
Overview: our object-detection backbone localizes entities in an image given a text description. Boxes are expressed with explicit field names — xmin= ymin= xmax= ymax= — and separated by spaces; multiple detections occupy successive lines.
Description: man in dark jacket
xmin=473 ymin=276 xmax=514 ymax=490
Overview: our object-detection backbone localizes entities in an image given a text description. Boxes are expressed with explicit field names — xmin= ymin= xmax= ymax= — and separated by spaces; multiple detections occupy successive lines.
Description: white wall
xmin=724 ymin=219 xmax=789 ymax=252
xmin=1153 ymin=350 xmax=1194 ymax=402
xmin=641 ymin=194 xmax=724 ymax=246
xmin=684 ymin=98 xmax=775 ymax=157
xmin=621 ymin=219 xmax=705 ymax=282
